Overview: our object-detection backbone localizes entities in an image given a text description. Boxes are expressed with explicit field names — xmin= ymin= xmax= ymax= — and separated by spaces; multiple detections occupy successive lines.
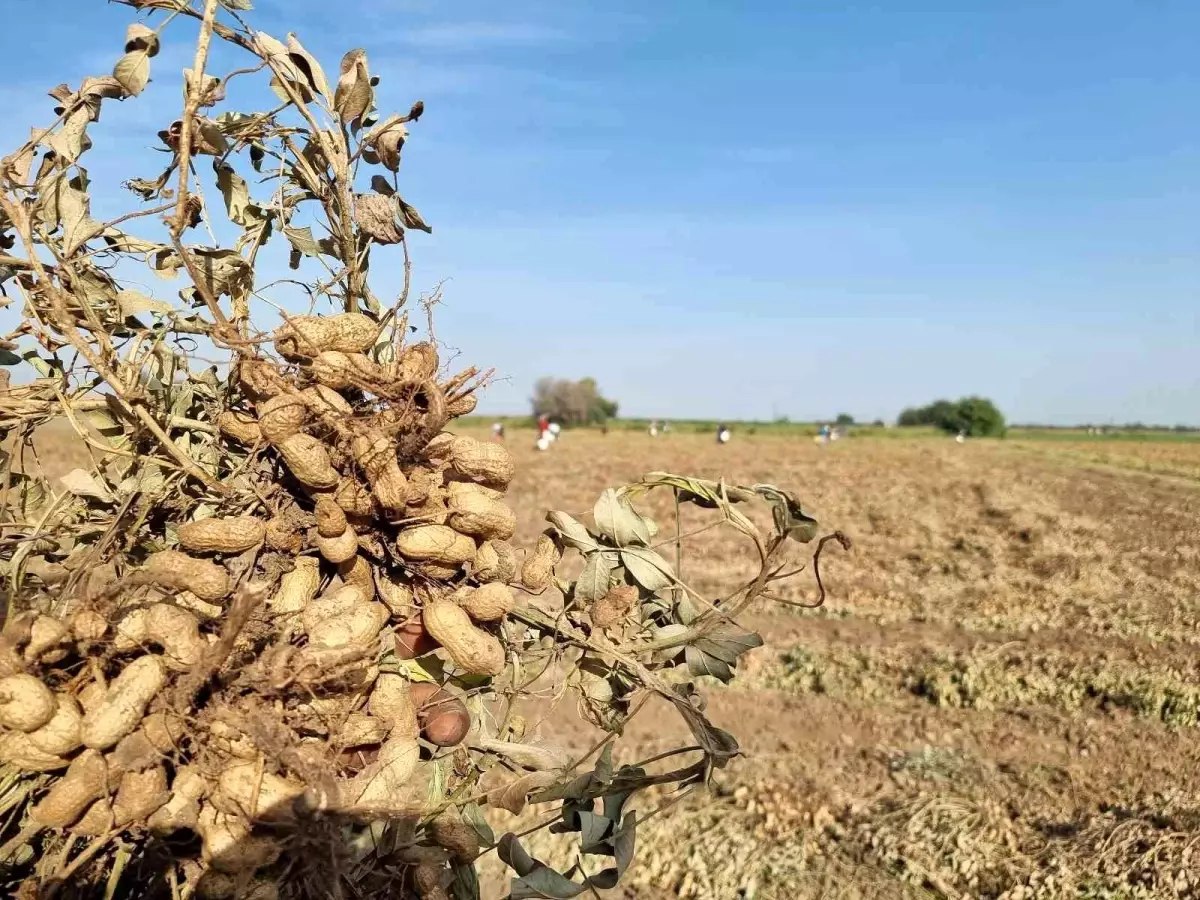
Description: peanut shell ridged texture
xmin=422 ymin=600 xmax=505 ymax=676
xmin=351 ymin=431 xmax=408 ymax=515
xmin=448 ymin=435 xmax=514 ymax=489
xmin=216 ymin=410 xmax=261 ymax=444
xmin=270 ymin=557 xmax=321 ymax=615
xmin=591 ymin=584 xmax=639 ymax=629
xmin=0 ymin=732 xmax=70 ymax=772
xmin=30 ymin=749 xmax=108 ymax=828
xmin=0 ymin=674 xmax=56 ymax=732
xmin=80 ymin=655 xmax=166 ymax=750
xmin=317 ymin=525 xmax=359 ymax=564
xmin=257 ymin=393 xmax=310 ymax=443
xmin=143 ymin=550 xmax=231 ymax=601
xmin=278 ymin=433 xmax=339 ymax=489
xmin=27 ymin=695 xmax=83 ymax=756
xmin=177 ymin=516 xmax=266 ymax=554
xmin=452 ymin=583 xmax=515 ymax=623
xmin=275 ymin=313 xmax=377 ymax=359
xmin=368 ymin=674 xmax=419 ymax=737
xmin=446 ymin=482 xmax=516 ymax=541
xmin=396 ymin=525 xmax=476 ymax=566
xmin=113 ymin=604 xmax=205 ymax=670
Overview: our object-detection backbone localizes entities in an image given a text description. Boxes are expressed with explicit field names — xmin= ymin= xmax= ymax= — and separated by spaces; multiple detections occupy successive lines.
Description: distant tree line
xmin=897 ymin=396 xmax=1006 ymax=436
xmin=531 ymin=377 xmax=618 ymax=426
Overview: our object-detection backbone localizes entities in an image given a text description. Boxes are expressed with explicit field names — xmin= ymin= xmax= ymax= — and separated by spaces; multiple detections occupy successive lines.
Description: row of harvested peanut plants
xmin=0 ymin=2 xmax=826 ymax=898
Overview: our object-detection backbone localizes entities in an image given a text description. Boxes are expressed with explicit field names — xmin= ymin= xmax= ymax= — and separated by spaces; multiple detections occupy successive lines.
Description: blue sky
xmin=2 ymin=0 xmax=1198 ymax=424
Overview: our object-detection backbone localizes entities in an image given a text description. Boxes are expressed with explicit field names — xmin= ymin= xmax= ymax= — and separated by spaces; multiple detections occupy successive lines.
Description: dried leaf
xmin=47 ymin=106 xmax=92 ymax=164
xmin=113 ymin=50 xmax=151 ymax=97
xmin=283 ymin=225 xmax=323 ymax=258
xmin=574 ymin=551 xmax=614 ymax=605
xmin=499 ymin=835 xmax=586 ymax=900
xmin=754 ymin=483 xmax=819 ymax=542
xmin=546 ymin=510 xmax=599 ymax=553
xmin=593 ymin=489 xmax=650 ymax=547
xmin=286 ymin=34 xmax=332 ymax=103
xmin=60 ymin=469 xmax=114 ymax=503
xmin=396 ymin=195 xmax=432 ymax=233
xmin=354 ymin=192 xmax=403 ymax=245
xmin=124 ymin=23 xmax=161 ymax=57
xmin=334 ymin=49 xmax=372 ymax=125
xmin=363 ymin=115 xmax=407 ymax=172
xmin=117 ymin=289 xmax=173 ymax=318
xmin=620 ymin=547 xmax=674 ymax=592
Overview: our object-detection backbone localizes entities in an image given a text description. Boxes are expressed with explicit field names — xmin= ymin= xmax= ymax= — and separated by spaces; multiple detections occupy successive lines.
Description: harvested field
xmin=477 ymin=430 xmax=1200 ymax=900
xmin=15 ymin=424 xmax=1200 ymax=898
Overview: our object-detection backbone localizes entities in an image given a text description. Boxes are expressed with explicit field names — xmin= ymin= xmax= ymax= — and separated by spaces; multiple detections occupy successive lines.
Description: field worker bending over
xmin=717 ymin=423 xmax=731 ymax=445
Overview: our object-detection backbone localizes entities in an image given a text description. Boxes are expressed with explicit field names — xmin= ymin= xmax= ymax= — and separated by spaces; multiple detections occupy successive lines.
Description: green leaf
xmin=593 ymin=489 xmax=650 ymax=547
xmin=0 ymin=349 xmax=21 ymax=366
xmin=461 ymin=802 xmax=494 ymax=846
xmin=694 ymin=629 xmax=762 ymax=666
xmin=620 ymin=547 xmax=674 ymax=592
xmin=574 ymin=551 xmax=614 ymax=605
xmin=451 ymin=862 xmax=480 ymax=900
xmin=684 ymin=644 xmax=733 ymax=682
xmin=576 ymin=811 xmax=613 ymax=855
xmin=546 ymin=510 xmax=599 ymax=553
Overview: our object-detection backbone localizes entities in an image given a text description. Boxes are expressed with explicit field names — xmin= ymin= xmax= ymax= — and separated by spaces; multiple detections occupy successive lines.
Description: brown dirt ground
xmin=17 ymin=423 xmax=1200 ymax=899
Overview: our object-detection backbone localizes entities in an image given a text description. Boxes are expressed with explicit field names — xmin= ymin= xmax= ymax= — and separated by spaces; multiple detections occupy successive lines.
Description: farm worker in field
xmin=537 ymin=414 xmax=550 ymax=441
xmin=649 ymin=419 xmax=659 ymax=437
xmin=548 ymin=422 xmax=561 ymax=442
xmin=717 ymin=423 xmax=731 ymax=444
xmin=492 ymin=422 xmax=505 ymax=441
xmin=956 ymin=431 xmax=966 ymax=444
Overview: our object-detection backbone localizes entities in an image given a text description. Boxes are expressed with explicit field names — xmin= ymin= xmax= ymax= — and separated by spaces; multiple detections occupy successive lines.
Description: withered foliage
xmin=0 ymin=2 xmax=834 ymax=898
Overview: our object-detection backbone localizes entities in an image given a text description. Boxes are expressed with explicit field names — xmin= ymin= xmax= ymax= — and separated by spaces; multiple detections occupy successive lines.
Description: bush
xmin=897 ymin=397 xmax=1006 ymax=437
xmin=531 ymin=376 xmax=618 ymax=426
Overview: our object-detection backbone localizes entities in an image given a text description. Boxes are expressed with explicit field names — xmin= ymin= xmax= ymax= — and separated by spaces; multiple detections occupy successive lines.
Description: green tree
xmin=835 ymin=413 xmax=855 ymax=426
xmin=896 ymin=397 xmax=1005 ymax=436
xmin=532 ymin=377 xmax=619 ymax=426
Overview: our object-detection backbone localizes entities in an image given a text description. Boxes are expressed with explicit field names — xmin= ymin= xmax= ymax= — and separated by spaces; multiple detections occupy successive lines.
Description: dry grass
xmin=21 ymin=423 xmax=1200 ymax=899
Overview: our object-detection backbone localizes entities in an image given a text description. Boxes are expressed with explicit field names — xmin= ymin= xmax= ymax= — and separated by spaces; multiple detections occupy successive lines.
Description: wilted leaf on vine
xmin=649 ymin=623 xmax=688 ymax=662
xmin=60 ymin=469 xmax=114 ymax=503
xmin=487 ymin=770 xmax=558 ymax=815
xmin=574 ymin=550 xmax=614 ymax=605
xmin=452 ymin=862 xmax=480 ymax=900
xmin=124 ymin=23 xmax=161 ymax=57
xmin=286 ymin=34 xmax=332 ymax=102
xmin=355 ymin=193 xmax=404 ymax=244
xmin=637 ymin=471 xmax=755 ymax=506
xmin=474 ymin=737 xmax=570 ymax=772
xmin=47 ymin=106 xmax=92 ymax=164
xmin=754 ymin=483 xmax=819 ymax=542
xmin=196 ymin=249 xmax=251 ymax=295
xmin=694 ymin=629 xmax=763 ymax=666
xmin=669 ymin=684 xmax=739 ymax=766
xmin=219 ymin=0 xmax=253 ymax=9
xmin=499 ymin=834 xmax=587 ymax=900
xmin=461 ymin=802 xmax=495 ymax=846
xmin=611 ymin=812 xmax=637 ymax=877
xmin=117 ymin=289 xmax=173 ymax=318
xmin=184 ymin=68 xmax=224 ymax=107
xmin=113 ymin=50 xmax=151 ymax=97
xmin=396 ymin=195 xmax=431 ymax=233
xmin=363 ymin=115 xmax=407 ymax=171
xmin=546 ymin=510 xmax=599 ymax=553
xmin=118 ymin=464 xmax=166 ymax=498
xmin=214 ymin=161 xmax=266 ymax=229
xmin=620 ymin=547 xmax=674 ymax=592
xmin=334 ymin=48 xmax=372 ymax=125
xmin=0 ymin=348 xmax=21 ymax=366
xmin=593 ymin=489 xmax=651 ymax=547
xmin=283 ymin=226 xmax=323 ymax=258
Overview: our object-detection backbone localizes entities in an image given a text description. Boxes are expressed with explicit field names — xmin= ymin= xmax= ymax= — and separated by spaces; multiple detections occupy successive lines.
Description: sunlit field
xmin=17 ymin=424 xmax=1200 ymax=898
